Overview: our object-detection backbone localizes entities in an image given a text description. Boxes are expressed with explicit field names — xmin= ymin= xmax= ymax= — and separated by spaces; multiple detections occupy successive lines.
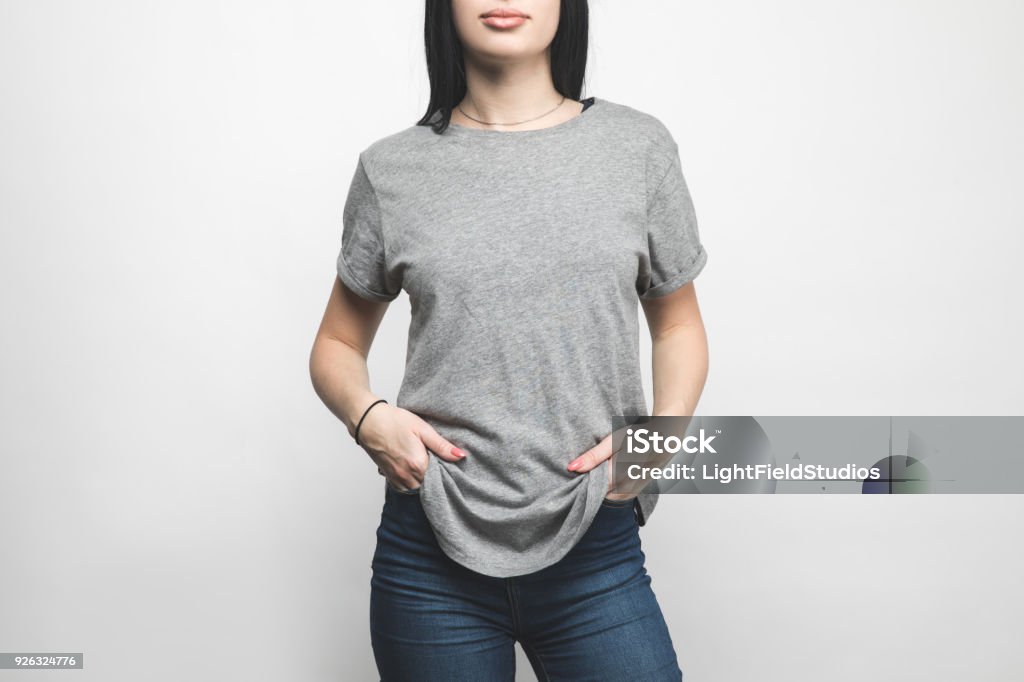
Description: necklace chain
xmin=457 ymin=95 xmax=567 ymax=127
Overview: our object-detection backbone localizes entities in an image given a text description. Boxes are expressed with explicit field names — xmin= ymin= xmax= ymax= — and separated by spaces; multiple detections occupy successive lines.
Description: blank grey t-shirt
xmin=337 ymin=96 xmax=707 ymax=578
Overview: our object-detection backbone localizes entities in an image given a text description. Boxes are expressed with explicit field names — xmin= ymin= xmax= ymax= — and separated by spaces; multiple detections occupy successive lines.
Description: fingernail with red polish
xmin=567 ymin=461 xmax=579 ymax=471
xmin=452 ymin=447 xmax=465 ymax=458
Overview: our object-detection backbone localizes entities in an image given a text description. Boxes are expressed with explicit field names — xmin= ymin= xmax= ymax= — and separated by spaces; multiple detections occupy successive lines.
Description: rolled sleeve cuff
xmin=336 ymin=251 xmax=400 ymax=303
xmin=639 ymin=245 xmax=708 ymax=300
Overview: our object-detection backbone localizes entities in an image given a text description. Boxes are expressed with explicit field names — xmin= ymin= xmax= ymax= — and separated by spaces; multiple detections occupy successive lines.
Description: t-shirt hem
xmin=639 ymin=245 xmax=708 ymax=300
xmin=336 ymin=252 xmax=400 ymax=302
xmin=421 ymin=460 xmax=612 ymax=579
xmin=430 ymin=531 xmax=584 ymax=579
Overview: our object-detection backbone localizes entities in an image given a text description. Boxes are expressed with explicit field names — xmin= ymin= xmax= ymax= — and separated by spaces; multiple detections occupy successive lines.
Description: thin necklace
xmin=457 ymin=94 xmax=567 ymax=127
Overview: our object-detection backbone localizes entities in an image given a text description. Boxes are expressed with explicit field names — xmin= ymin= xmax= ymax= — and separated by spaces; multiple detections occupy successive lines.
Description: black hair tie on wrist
xmin=354 ymin=398 xmax=388 ymax=447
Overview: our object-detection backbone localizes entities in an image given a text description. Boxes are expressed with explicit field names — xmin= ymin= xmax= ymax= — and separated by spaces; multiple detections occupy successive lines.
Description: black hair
xmin=417 ymin=0 xmax=589 ymax=134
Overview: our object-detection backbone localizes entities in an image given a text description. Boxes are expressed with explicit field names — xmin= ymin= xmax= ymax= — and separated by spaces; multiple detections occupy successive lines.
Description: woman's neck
xmin=452 ymin=59 xmax=581 ymax=131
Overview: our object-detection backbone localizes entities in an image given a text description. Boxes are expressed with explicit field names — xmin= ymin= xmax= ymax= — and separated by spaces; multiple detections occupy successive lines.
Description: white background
xmin=1 ymin=1 xmax=1022 ymax=680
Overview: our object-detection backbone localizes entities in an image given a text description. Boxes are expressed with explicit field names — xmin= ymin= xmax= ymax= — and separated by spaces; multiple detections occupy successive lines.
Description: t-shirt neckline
xmin=444 ymin=96 xmax=602 ymax=139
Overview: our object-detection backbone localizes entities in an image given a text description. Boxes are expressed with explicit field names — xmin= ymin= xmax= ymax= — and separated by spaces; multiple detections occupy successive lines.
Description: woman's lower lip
xmin=481 ymin=16 xmax=526 ymax=29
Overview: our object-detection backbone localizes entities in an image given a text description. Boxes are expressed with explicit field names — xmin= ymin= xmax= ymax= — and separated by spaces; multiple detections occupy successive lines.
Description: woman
xmin=310 ymin=0 xmax=709 ymax=679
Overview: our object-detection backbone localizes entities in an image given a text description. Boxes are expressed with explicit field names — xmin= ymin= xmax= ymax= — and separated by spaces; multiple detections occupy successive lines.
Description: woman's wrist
xmin=345 ymin=392 xmax=383 ymax=438
xmin=652 ymin=403 xmax=691 ymax=418
xmin=353 ymin=397 xmax=388 ymax=446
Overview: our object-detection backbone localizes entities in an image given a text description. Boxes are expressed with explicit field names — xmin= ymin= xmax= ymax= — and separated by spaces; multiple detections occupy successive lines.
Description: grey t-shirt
xmin=337 ymin=96 xmax=707 ymax=578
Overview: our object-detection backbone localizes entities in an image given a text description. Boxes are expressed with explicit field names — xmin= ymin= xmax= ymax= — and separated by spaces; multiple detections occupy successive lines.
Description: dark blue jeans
xmin=370 ymin=484 xmax=683 ymax=681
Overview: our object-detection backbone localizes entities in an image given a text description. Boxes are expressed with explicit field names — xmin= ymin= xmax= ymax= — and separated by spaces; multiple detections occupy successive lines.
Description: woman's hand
xmin=567 ymin=433 xmax=639 ymax=501
xmin=357 ymin=403 xmax=467 ymax=491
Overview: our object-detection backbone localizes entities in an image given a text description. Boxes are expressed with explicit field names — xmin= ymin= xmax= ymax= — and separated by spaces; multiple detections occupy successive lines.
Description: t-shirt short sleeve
xmin=336 ymin=155 xmax=402 ymax=302
xmin=636 ymin=140 xmax=708 ymax=299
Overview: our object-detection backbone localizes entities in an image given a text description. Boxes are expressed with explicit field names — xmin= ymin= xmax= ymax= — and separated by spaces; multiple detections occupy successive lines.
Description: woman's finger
xmin=390 ymin=470 xmax=422 ymax=491
xmin=567 ymin=434 xmax=613 ymax=473
xmin=383 ymin=470 xmax=420 ymax=491
xmin=416 ymin=420 xmax=469 ymax=462
xmin=380 ymin=441 xmax=425 ymax=489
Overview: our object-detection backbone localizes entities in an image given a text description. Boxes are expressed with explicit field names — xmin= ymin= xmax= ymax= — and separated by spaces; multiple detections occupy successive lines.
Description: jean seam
xmin=519 ymin=637 xmax=552 ymax=682
xmin=504 ymin=578 xmax=521 ymax=638
xmin=508 ymin=578 xmax=552 ymax=682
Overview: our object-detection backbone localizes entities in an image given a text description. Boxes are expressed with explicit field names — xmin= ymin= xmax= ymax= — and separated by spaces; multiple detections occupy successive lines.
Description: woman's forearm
xmin=309 ymin=334 xmax=381 ymax=438
xmin=650 ymin=320 xmax=709 ymax=417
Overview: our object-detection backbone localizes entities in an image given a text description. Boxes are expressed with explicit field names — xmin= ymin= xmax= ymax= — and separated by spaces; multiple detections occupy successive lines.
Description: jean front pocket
xmin=600 ymin=495 xmax=636 ymax=508
xmin=386 ymin=477 xmax=423 ymax=495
